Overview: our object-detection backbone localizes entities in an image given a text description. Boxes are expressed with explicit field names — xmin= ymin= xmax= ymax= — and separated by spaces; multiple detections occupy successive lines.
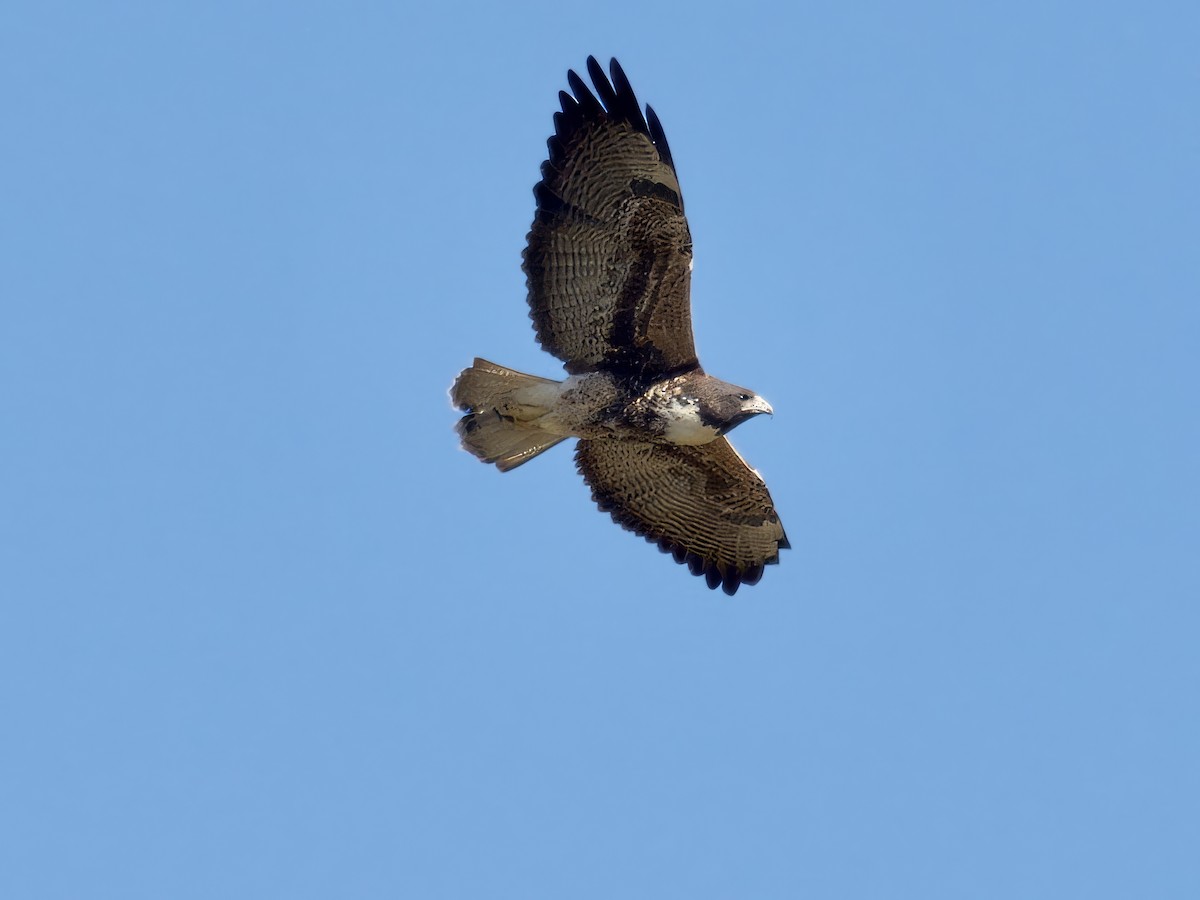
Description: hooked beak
xmin=719 ymin=396 xmax=773 ymax=435
xmin=750 ymin=396 xmax=774 ymax=417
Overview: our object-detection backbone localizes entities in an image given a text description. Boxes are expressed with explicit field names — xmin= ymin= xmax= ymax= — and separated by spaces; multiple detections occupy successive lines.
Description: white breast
xmin=660 ymin=397 xmax=720 ymax=445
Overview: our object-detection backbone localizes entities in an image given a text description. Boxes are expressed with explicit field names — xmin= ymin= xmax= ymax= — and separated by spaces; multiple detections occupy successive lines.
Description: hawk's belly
xmin=525 ymin=372 xmax=628 ymax=438
xmin=517 ymin=371 xmax=721 ymax=446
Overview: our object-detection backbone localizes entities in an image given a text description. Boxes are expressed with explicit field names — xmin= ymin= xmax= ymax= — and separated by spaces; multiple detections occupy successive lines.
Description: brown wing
xmin=522 ymin=57 xmax=697 ymax=380
xmin=576 ymin=438 xmax=790 ymax=595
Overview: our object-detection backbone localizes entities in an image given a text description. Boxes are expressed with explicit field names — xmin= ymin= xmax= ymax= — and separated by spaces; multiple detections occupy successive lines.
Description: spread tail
xmin=450 ymin=358 xmax=567 ymax=472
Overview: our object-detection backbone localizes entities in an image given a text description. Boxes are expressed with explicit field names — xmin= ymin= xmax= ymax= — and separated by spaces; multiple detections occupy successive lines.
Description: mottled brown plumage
xmin=452 ymin=57 xmax=788 ymax=594
xmin=576 ymin=438 xmax=789 ymax=595
xmin=523 ymin=56 xmax=696 ymax=379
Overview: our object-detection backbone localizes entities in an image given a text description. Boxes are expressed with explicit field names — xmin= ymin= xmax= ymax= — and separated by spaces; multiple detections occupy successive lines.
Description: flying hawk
xmin=451 ymin=57 xmax=788 ymax=595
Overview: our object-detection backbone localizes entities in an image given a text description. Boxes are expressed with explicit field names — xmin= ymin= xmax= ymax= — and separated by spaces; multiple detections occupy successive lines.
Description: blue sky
xmin=3 ymin=1 xmax=1198 ymax=897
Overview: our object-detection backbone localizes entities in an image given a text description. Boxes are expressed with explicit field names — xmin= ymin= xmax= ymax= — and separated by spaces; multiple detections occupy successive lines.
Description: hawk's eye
xmin=737 ymin=393 xmax=751 ymax=401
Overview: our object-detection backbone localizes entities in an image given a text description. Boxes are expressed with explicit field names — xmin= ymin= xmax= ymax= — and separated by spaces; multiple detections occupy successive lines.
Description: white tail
xmin=450 ymin=358 xmax=566 ymax=471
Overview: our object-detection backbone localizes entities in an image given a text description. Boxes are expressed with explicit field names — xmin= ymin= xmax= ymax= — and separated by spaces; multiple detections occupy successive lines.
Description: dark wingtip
xmin=607 ymin=58 xmax=632 ymax=99
xmin=645 ymin=104 xmax=676 ymax=171
xmin=586 ymin=56 xmax=614 ymax=107
xmin=741 ymin=563 xmax=765 ymax=586
xmin=566 ymin=68 xmax=602 ymax=118
xmin=668 ymin=543 xmax=763 ymax=596
xmin=650 ymin=537 xmax=770 ymax=595
xmin=605 ymin=57 xmax=649 ymax=134
xmin=547 ymin=57 xmax=672 ymax=174
xmin=532 ymin=181 xmax=565 ymax=215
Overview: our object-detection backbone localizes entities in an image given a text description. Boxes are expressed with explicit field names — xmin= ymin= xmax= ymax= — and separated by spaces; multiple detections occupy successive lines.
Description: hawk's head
xmin=656 ymin=372 xmax=773 ymax=445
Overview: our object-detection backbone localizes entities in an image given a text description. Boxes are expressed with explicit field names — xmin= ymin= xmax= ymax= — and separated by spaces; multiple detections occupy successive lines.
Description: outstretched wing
xmin=575 ymin=438 xmax=789 ymax=595
xmin=523 ymin=57 xmax=697 ymax=380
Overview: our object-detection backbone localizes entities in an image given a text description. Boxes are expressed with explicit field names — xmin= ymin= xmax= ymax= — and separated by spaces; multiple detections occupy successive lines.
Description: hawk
xmin=451 ymin=57 xmax=788 ymax=595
